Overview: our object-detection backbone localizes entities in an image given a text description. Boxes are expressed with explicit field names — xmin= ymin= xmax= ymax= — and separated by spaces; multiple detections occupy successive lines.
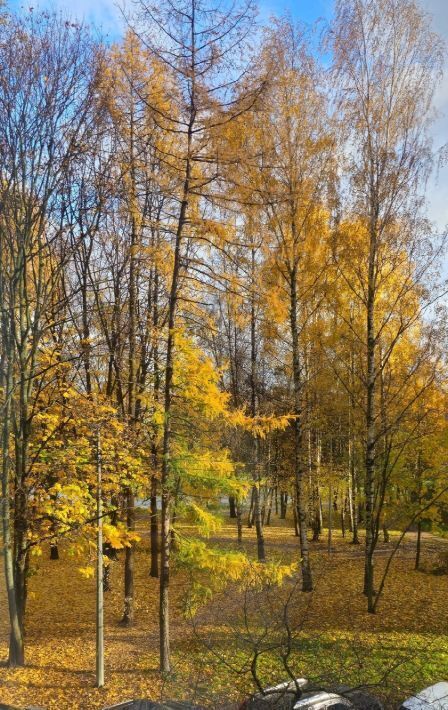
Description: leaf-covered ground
xmin=1 ymin=515 xmax=448 ymax=709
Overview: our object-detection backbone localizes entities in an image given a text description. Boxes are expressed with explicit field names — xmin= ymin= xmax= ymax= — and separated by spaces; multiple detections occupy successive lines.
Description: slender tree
xmin=332 ymin=0 xmax=444 ymax=611
xmin=130 ymin=0 xmax=258 ymax=671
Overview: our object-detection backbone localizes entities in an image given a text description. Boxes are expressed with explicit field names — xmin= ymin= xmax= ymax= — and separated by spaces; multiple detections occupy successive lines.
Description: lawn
xmin=1 ymin=514 xmax=447 ymax=709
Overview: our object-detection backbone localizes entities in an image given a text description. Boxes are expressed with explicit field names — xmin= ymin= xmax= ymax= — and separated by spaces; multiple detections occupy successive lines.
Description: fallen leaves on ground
xmin=1 ymin=516 xmax=448 ymax=709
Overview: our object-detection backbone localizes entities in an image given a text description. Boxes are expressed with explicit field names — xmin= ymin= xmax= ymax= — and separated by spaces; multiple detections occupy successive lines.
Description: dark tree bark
xmin=291 ymin=267 xmax=312 ymax=591
xmin=249 ymin=250 xmax=266 ymax=563
xmin=280 ymin=492 xmax=288 ymax=520
xmin=120 ymin=490 xmax=135 ymax=626
xmin=415 ymin=520 xmax=422 ymax=571
xmin=150 ymin=476 xmax=159 ymax=578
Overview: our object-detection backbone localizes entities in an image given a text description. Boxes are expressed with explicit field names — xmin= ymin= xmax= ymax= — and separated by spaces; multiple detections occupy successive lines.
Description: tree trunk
xmin=363 ymin=223 xmax=377 ymax=612
xmin=121 ymin=490 xmax=135 ymax=626
xmin=236 ymin=501 xmax=243 ymax=544
xmin=103 ymin=559 xmax=111 ymax=593
xmin=328 ymin=480 xmax=333 ymax=554
xmin=253 ymin=482 xmax=266 ymax=561
xmin=348 ymin=341 xmax=360 ymax=545
xmin=280 ymin=492 xmax=287 ymax=519
xmin=265 ymin=489 xmax=273 ymax=526
xmin=159 ymin=482 xmax=171 ymax=673
xmin=290 ymin=267 xmax=312 ymax=592
xmin=351 ymin=468 xmax=360 ymax=545
xmin=150 ymin=276 xmax=161 ymax=580
xmin=292 ymin=500 xmax=299 ymax=537
xmin=311 ymin=513 xmax=321 ymax=542
xmin=96 ymin=430 xmax=104 ymax=688
xmin=1 ymin=274 xmax=24 ymax=667
xmin=250 ymin=247 xmax=265 ymax=562
xmin=312 ymin=435 xmax=322 ymax=542
xmin=122 ymin=114 xmax=138 ymax=627
xmin=159 ymin=142 xmax=192 ymax=674
xmin=150 ymin=476 xmax=159 ymax=578
xmin=415 ymin=452 xmax=423 ymax=571
xmin=415 ymin=520 xmax=422 ymax=571
xmin=3 ymin=441 xmax=24 ymax=667
xmin=247 ymin=488 xmax=255 ymax=528
xmin=13 ymin=443 xmax=29 ymax=664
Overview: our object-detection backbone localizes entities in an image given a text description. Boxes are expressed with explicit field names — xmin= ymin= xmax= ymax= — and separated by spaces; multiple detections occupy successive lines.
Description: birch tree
xmin=331 ymin=0 xmax=444 ymax=611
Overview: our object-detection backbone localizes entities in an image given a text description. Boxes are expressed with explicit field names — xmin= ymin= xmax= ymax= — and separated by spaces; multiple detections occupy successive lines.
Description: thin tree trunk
xmin=122 ymin=112 xmax=138 ymax=627
xmin=280 ymin=492 xmax=287 ymax=519
xmin=121 ymin=490 xmax=135 ymax=626
xmin=150 ymin=274 xmax=160 ymax=580
xmin=159 ymin=124 xmax=193 ymax=674
xmin=348 ymin=339 xmax=360 ymax=545
xmin=415 ymin=520 xmax=422 ymax=571
xmin=1 ymin=356 xmax=24 ymax=667
xmin=96 ymin=430 xmax=104 ymax=688
xmin=252 ymin=464 xmax=265 ymax=560
xmin=292 ymin=501 xmax=299 ymax=537
xmin=415 ymin=450 xmax=423 ymax=571
xmin=229 ymin=496 xmax=237 ymax=518
xmin=312 ymin=434 xmax=322 ymax=542
xmin=265 ymin=489 xmax=273 ymax=526
xmin=290 ymin=267 xmax=312 ymax=591
xmin=351 ymin=467 xmax=360 ymax=545
xmin=364 ymin=222 xmax=377 ymax=612
xmin=103 ymin=544 xmax=112 ymax=593
xmin=236 ymin=500 xmax=243 ymax=544
xmin=328 ymin=480 xmax=333 ymax=554
xmin=247 ymin=488 xmax=255 ymax=528
xmin=150 ymin=476 xmax=159 ymax=578
xmin=13 ymin=306 xmax=31 ymax=663
xmin=250 ymin=247 xmax=265 ymax=562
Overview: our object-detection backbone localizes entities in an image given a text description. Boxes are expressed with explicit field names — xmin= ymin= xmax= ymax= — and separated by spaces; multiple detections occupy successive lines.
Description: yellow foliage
xmin=77 ymin=565 xmax=95 ymax=580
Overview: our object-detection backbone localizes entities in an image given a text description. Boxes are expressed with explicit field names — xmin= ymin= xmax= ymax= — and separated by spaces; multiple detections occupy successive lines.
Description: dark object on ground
xmin=335 ymin=686 xmax=384 ymax=709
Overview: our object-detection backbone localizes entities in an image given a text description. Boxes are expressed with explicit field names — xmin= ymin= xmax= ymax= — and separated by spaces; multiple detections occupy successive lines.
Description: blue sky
xmin=6 ymin=0 xmax=448 ymax=232
xmin=8 ymin=0 xmax=333 ymax=38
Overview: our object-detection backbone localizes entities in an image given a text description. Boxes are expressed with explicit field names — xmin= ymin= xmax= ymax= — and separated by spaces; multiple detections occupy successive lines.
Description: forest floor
xmin=1 ymin=513 xmax=448 ymax=710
